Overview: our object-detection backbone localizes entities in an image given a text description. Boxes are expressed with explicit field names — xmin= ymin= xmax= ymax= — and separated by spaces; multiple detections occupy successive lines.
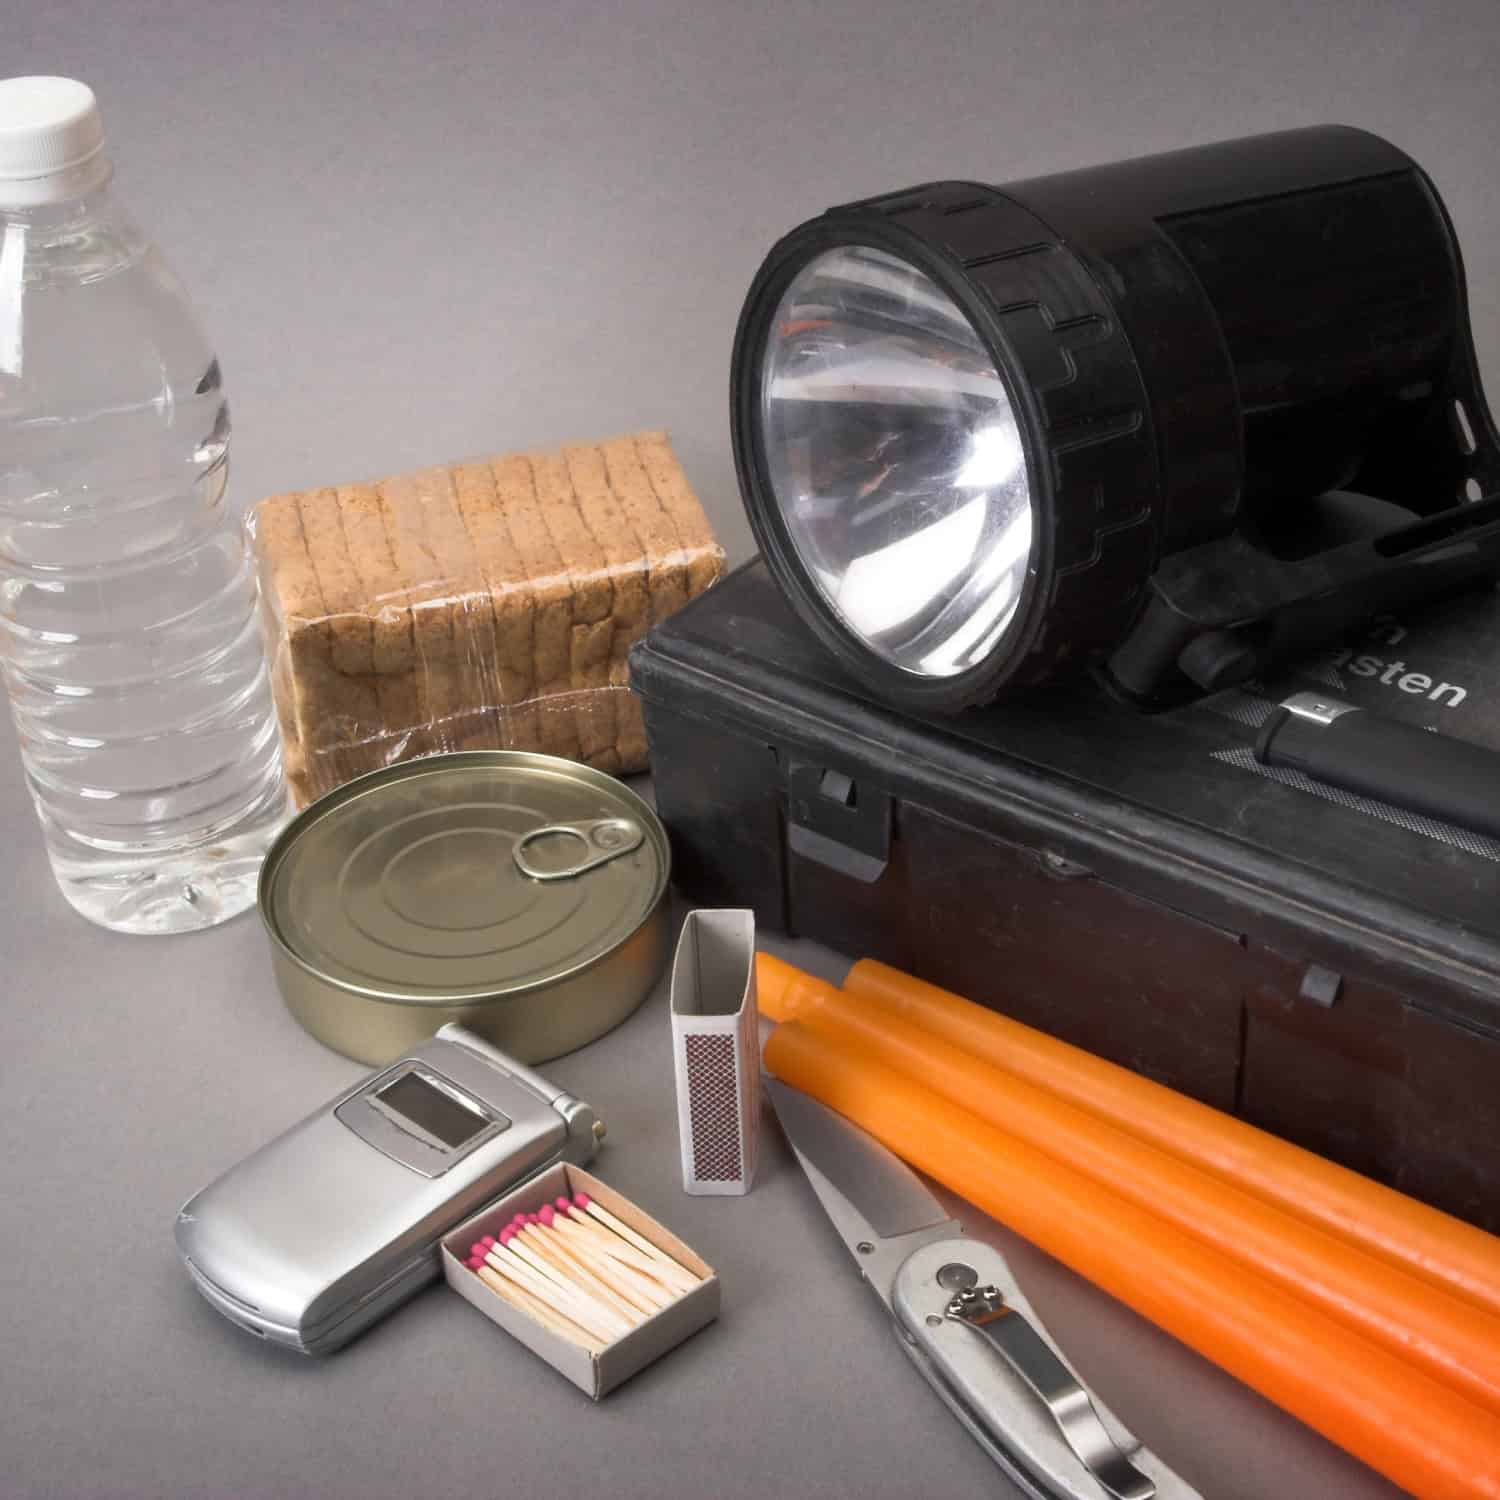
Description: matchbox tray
xmin=441 ymin=1164 xmax=719 ymax=1399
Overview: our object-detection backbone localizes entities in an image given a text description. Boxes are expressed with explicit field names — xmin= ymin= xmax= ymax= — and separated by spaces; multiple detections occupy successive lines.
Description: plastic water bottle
xmin=0 ymin=77 xmax=288 ymax=934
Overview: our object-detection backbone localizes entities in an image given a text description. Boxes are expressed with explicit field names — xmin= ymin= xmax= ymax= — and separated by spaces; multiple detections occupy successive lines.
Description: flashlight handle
xmin=1255 ymin=694 xmax=1500 ymax=841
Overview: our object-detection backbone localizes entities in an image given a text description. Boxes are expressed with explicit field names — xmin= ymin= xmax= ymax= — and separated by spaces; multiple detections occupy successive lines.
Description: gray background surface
xmin=3 ymin=2 xmax=1495 ymax=1496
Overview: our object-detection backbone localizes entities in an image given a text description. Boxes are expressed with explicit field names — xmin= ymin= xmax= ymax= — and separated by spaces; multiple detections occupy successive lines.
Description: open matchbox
xmin=441 ymin=1164 xmax=720 ymax=1398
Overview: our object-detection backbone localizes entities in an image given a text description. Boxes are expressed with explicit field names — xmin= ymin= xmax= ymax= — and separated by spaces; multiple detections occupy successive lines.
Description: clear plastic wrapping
xmin=249 ymin=431 xmax=725 ymax=808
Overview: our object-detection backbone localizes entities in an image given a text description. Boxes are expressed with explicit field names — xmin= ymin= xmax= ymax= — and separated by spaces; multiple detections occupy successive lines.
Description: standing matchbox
xmin=441 ymin=1164 xmax=719 ymax=1399
xmin=669 ymin=909 xmax=760 ymax=1196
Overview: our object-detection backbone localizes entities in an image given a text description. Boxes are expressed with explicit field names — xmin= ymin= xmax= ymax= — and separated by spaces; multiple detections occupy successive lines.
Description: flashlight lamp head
xmin=732 ymin=128 xmax=1500 ymax=712
xmin=733 ymin=185 xmax=1157 ymax=711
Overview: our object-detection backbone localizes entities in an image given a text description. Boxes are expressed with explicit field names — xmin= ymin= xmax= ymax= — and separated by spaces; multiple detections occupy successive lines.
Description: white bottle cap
xmin=0 ymin=77 xmax=110 ymax=207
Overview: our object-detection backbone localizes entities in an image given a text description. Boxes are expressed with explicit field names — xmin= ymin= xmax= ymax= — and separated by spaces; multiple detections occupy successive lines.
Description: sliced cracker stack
xmin=252 ymin=431 xmax=723 ymax=807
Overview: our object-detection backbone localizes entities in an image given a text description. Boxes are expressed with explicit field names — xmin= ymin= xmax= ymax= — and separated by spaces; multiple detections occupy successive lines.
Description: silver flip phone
xmin=175 ymin=1024 xmax=601 ymax=1355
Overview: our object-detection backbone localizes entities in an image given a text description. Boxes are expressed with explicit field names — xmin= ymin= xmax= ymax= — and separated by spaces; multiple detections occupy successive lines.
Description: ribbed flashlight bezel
xmin=732 ymin=216 xmax=1056 ymax=711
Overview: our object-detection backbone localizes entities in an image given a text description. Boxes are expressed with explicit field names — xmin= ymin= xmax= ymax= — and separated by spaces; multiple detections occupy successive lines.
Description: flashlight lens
xmin=758 ymin=245 xmax=1033 ymax=679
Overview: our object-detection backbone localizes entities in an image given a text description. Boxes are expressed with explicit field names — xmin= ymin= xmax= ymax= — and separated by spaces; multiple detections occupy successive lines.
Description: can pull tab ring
xmin=513 ymin=818 xmax=644 ymax=881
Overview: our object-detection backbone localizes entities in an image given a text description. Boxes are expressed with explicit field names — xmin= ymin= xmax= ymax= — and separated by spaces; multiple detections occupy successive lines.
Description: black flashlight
xmin=730 ymin=126 xmax=1500 ymax=713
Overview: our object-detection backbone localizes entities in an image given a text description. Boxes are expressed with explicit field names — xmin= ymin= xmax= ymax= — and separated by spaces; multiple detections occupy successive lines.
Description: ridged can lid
xmin=260 ymin=752 xmax=670 ymax=1007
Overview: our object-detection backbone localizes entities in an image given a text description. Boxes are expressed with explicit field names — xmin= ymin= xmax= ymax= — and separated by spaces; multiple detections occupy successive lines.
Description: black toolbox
xmin=632 ymin=560 xmax=1500 ymax=1231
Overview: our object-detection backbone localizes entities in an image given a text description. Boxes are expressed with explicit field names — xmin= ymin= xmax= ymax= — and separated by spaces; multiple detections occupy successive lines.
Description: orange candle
xmin=764 ymin=1019 xmax=1500 ymax=1500
xmin=761 ymin=962 xmax=1500 ymax=1417
xmin=760 ymin=952 xmax=1500 ymax=1324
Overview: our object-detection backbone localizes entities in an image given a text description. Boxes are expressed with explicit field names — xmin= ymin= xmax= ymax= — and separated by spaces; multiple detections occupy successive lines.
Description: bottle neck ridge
xmin=0 ymin=153 xmax=112 ymax=212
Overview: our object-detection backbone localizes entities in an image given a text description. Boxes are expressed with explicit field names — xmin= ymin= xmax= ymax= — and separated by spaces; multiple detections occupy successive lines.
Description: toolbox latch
xmin=786 ymin=761 xmax=892 ymax=884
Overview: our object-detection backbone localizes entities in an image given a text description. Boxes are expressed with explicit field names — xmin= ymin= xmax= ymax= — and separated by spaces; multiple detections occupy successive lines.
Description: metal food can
xmin=257 ymin=752 xmax=672 ymax=1066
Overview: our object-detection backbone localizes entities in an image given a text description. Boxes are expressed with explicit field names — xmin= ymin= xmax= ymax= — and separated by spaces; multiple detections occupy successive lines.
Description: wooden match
xmin=564 ymin=1194 xmax=700 ymax=1293
xmin=512 ymin=1213 xmax=648 ymax=1327
xmin=460 ymin=1190 xmax=706 ymax=1357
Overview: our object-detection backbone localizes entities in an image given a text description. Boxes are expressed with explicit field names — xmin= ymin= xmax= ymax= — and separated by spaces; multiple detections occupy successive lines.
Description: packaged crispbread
xmin=251 ymin=431 xmax=724 ymax=807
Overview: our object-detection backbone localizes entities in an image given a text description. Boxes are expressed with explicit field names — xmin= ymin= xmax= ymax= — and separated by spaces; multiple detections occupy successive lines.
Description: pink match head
xmin=555 ymin=1196 xmax=572 ymax=1212
xmin=481 ymin=1235 xmax=497 ymax=1249
xmin=573 ymin=1192 xmax=592 ymax=1210
xmin=466 ymin=1255 xmax=482 ymax=1269
xmin=469 ymin=1241 xmax=486 ymax=1258
xmin=526 ymin=1212 xmax=541 ymax=1225
xmin=498 ymin=1228 xmax=514 ymax=1246
xmin=538 ymin=1205 xmax=555 ymax=1226
xmin=509 ymin=1214 xmax=526 ymax=1228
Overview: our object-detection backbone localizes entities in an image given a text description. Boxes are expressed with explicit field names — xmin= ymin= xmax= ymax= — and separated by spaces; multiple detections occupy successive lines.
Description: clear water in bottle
xmin=0 ymin=78 xmax=288 ymax=933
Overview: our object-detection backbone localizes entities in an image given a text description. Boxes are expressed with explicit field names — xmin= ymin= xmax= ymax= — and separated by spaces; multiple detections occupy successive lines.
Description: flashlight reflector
xmin=758 ymin=246 xmax=1033 ymax=678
